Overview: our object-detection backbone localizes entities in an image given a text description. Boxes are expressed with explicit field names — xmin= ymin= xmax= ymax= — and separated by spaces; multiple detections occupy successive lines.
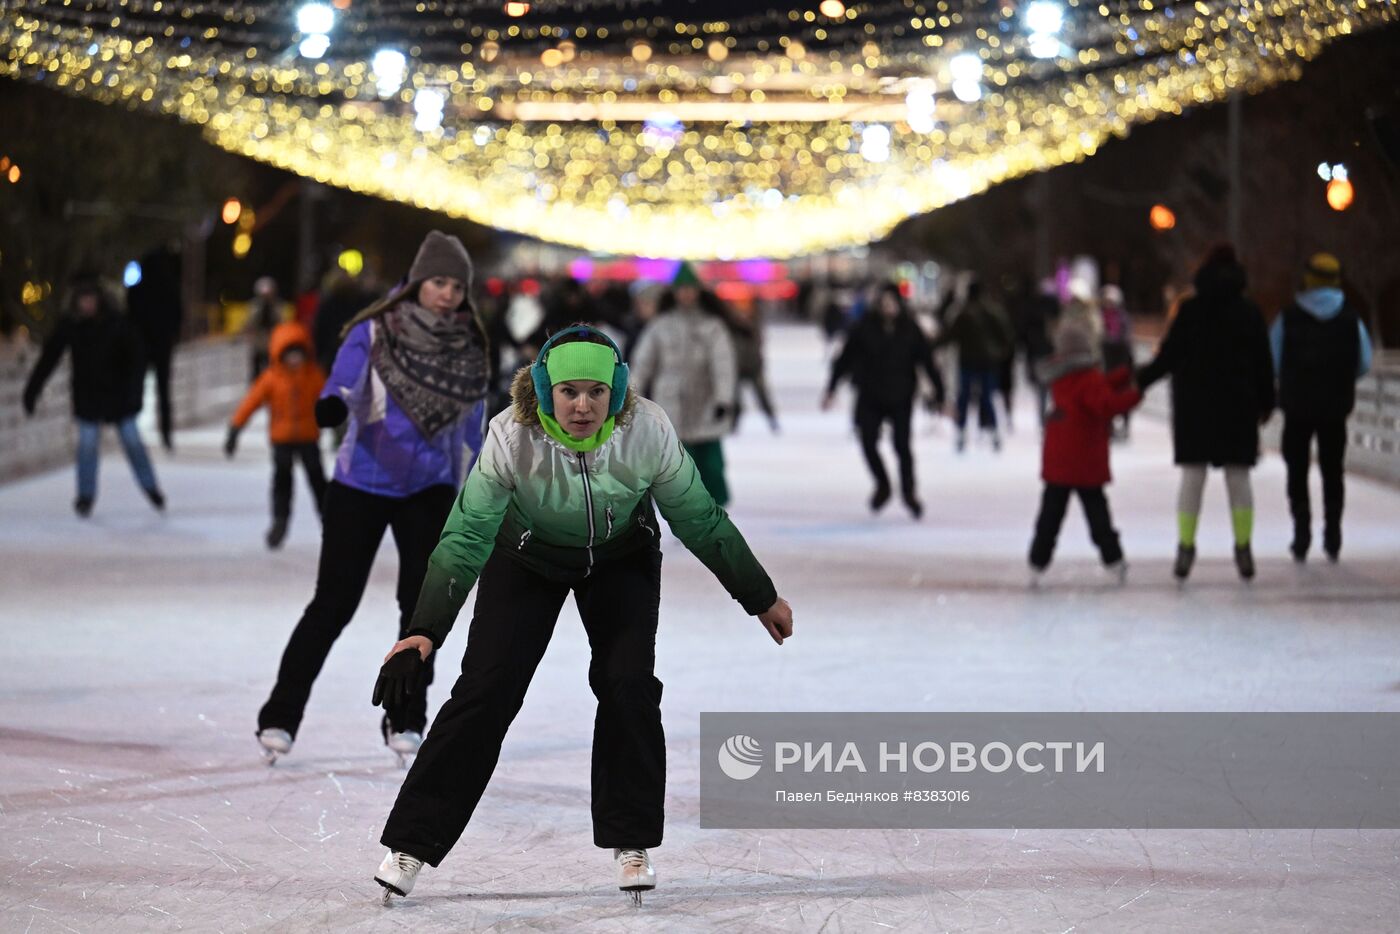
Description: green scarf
xmin=538 ymin=409 xmax=616 ymax=453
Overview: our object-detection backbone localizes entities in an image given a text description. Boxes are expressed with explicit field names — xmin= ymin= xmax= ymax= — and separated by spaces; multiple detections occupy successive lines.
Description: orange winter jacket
xmin=231 ymin=323 xmax=326 ymax=444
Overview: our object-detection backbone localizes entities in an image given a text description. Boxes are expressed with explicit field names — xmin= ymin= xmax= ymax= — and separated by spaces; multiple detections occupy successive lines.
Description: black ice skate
xmin=615 ymin=848 xmax=656 ymax=906
xmin=1234 ymin=543 xmax=1255 ymax=581
xmin=265 ymin=517 xmax=288 ymax=550
xmin=1173 ymin=544 xmax=1196 ymax=582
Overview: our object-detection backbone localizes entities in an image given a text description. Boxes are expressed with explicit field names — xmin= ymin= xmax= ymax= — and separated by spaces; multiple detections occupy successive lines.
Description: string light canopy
xmin=1 ymin=0 xmax=1394 ymax=258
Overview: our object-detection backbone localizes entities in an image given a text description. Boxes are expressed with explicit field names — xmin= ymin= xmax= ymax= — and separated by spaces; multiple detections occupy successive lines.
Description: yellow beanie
xmin=1302 ymin=252 xmax=1341 ymax=290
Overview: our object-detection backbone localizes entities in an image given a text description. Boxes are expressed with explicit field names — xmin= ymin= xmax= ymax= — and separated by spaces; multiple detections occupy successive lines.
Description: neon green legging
xmin=1177 ymin=465 xmax=1253 ymax=547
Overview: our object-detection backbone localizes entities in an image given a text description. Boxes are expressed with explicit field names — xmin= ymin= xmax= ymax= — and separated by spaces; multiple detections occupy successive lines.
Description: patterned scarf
xmin=370 ymin=299 xmax=489 ymax=437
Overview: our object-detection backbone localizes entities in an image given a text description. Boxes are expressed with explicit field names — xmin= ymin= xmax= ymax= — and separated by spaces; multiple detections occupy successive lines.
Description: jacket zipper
xmin=577 ymin=452 xmax=595 ymax=576
xmin=605 ymin=505 xmax=615 ymax=539
xmin=517 ymin=529 xmax=532 ymax=550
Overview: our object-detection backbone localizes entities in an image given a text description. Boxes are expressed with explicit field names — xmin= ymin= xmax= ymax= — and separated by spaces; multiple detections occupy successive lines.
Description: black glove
xmin=712 ymin=403 xmax=732 ymax=422
xmin=223 ymin=426 xmax=240 ymax=458
xmin=315 ymin=395 xmax=348 ymax=429
xmin=372 ymin=648 xmax=426 ymax=709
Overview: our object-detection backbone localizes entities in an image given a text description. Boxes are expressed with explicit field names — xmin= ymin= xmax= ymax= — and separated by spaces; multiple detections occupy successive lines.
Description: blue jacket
xmin=322 ymin=321 xmax=484 ymax=498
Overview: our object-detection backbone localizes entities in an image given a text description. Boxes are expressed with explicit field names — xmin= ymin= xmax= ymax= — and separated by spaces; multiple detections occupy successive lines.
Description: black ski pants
xmin=1281 ymin=413 xmax=1348 ymax=545
xmin=258 ymin=481 xmax=456 ymax=737
xmin=855 ymin=397 xmax=915 ymax=497
xmin=271 ymin=442 xmax=328 ymax=521
xmin=381 ymin=543 xmax=666 ymax=866
xmin=1029 ymin=484 xmax=1123 ymax=569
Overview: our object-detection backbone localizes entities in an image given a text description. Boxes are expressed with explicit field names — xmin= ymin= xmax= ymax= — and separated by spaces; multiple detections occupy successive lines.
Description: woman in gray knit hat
xmin=255 ymin=230 xmax=491 ymax=767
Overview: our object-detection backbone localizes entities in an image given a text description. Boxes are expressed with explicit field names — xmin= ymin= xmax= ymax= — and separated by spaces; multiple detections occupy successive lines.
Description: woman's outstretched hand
xmin=385 ymin=635 xmax=434 ymax=663
xmin=758 ymin=597 xmax=793 ymax=645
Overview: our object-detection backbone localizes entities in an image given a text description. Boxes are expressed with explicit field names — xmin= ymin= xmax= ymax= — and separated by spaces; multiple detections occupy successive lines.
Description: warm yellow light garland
xmin=1 ymin=0 xmax=1393 ymax=257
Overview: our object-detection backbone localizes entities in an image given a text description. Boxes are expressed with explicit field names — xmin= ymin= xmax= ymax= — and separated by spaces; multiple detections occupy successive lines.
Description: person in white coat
xmin=630 ymin=262 xmax=738 ymax=505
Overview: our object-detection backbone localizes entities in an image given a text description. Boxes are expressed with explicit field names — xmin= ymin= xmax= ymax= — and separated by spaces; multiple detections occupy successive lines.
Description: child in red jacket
xmin=1029 ymin=315 xmax=1142 ymax=583
xmin=225 ymin=322 xmax=329 ymax=548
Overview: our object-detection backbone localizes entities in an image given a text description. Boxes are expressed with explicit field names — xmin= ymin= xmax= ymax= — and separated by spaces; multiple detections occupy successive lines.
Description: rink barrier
xmin=1134 ymin=340 xmax=1400 ymax=487
xmin=0 ymin=334 xmax=251 ymax=483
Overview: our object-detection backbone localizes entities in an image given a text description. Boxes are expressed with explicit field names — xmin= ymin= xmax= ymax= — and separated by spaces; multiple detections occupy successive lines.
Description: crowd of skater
xmin=14 ymin=233 xmax=1376 ymax=904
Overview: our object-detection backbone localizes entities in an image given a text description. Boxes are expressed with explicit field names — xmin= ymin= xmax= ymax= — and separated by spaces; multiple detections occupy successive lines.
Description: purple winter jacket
xmin=322 ymin=320 xmax=485 ymax=498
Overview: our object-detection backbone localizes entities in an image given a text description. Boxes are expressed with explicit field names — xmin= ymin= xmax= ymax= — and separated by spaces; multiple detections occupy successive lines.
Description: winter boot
xmin=74 ymin=496 xmax=94 ymax=518
xmin=266 ymin=517 xmax=289 ymax=550
xmin=1172 ymin=544 xmax=1196 ymax=581
xmin=1234 ymin=543 xmax=1256 ymax=581
xmin=375 ymin=851 xmax=423 ymax=902
xmin=615 ymin=848 xmax=656 ymax=904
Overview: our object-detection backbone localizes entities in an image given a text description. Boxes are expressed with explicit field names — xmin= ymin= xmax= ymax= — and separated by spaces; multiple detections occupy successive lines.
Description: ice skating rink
xmin=3 ymin=323 xmax=1398 ymax=932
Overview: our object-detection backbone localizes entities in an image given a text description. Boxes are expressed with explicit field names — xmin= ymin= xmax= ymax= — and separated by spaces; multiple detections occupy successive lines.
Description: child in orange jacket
xmin=226 ymin=322 xmax=328 ymax=548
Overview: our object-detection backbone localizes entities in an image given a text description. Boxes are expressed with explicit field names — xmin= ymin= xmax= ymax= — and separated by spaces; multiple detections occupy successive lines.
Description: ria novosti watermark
xmin=700 ymin=713 xmax=1400 ymax=829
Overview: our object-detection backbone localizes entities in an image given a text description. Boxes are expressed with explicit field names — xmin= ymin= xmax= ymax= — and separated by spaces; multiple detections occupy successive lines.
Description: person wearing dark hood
xmin=23 ymin=275 xmax=165 ymax=517
xmin=1269 ymin=253 xmax=1374 ymax=563
xmin=254 ymin=231 xmax=491 ymax=767
xmin=1137 ymin=244 xmax=1275 ymax=582
xmin=124 ymin=244 xmax=183 ymax=450
xmin=822 ymin=283 xmax=945 ymax=518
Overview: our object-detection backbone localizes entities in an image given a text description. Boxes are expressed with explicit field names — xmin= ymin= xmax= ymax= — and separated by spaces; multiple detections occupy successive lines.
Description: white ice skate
xmin=1105 ymin=560 xmax=1128 ymax=585
xmin=386 ymin=730 xmax=422 ymax=769
xmin=375 ymin=850 xmax=423 ymax=904
xmin=615 ymin=848 xmax=656 ymax=905
xmin=257 ymin=728 xmax=293 ymax=766
xmin=1029 ymin=566 xmax=1047 ymax=589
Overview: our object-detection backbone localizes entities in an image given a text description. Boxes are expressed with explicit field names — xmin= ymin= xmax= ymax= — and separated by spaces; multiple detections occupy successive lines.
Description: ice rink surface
xmin=2 ymin=323 xmax=1398 ymax=932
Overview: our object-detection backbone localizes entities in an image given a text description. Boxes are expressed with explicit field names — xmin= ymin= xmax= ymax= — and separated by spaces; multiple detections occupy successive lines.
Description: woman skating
xmin=255 ymin=231 xmax=490 ymax=763
xmin=1136 ymin=244 xmax=1275 ymax=581
xmin=822 ymin=283 xmax=944 ymax=518
xmin=369 ymin=324 xmax=793 ymax=903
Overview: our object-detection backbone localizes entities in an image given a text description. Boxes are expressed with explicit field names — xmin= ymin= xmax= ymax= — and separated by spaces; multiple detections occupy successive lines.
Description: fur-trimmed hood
xmin=509 ymin=364 xmax=639 ymax=427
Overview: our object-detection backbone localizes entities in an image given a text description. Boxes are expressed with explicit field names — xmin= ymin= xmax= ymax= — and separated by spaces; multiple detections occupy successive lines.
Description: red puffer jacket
xmin=1041 ymin=360 xmax=1141 ymax=487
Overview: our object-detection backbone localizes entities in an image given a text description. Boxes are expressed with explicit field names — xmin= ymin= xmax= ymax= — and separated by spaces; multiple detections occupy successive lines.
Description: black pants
xmin=855 ymin=397 xmax=915 ymax=496
xmin=381 ymin=544 xmax=665 ymax=866
xmin=1281 ymin=414 xmax=1347 ymax=546
xmin=147 ymin=340 xmax=174 ymax=447
xmin=271 ymin=442 xmax=328 ymax=521
xmin=1029 ymin=484 xmax=1123 ymax=569
xmin=258 ymin=481 xmax=456 ymax=737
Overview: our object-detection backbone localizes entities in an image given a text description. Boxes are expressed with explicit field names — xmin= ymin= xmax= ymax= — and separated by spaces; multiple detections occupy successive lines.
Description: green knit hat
xmin=672 ymin=261 xmax=702 ymax=288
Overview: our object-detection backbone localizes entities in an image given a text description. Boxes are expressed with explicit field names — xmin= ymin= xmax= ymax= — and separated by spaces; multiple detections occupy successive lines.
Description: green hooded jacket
xmin=407 ymin=367 xmax=777 ymax=648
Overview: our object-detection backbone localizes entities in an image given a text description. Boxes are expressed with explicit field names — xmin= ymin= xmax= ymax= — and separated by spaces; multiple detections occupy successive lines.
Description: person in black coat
xmin=23 ymin=275 xmax=166 ymax=517
xmin=822 ymin=284 xmax=946 ymax=518
xmin=1137 ymin=245 xmax=1275 ymax=581
xmin=124 ymin=244 xmax=183 ymax=450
